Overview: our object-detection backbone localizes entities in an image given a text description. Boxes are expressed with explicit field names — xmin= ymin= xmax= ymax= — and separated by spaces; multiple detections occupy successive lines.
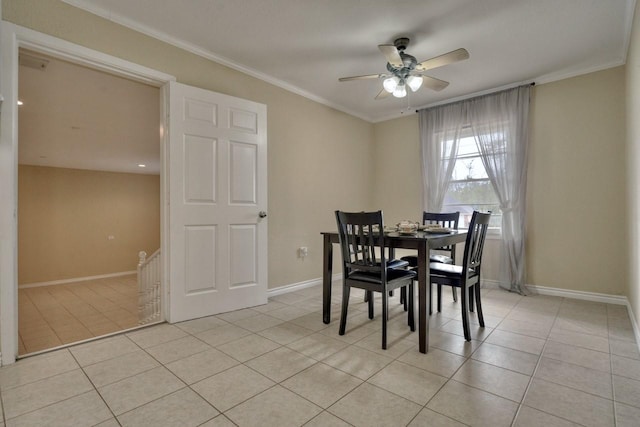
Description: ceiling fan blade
xmin=338 ymin=73 xmax=384 ymax=82
xmin=378 ymin=44 xmax=403 ymax=67
xmin=421 ymin=76 xmax=450 ymax=91
xmin=415 ymin=48 xmax=469 ymax=72
xmin=375 ymin=88 xmax=391 ymax=100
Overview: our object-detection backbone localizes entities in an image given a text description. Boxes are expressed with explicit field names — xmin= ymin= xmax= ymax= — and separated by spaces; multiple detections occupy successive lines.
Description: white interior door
xmin=167 ymin=81 xmax=267 ymax=322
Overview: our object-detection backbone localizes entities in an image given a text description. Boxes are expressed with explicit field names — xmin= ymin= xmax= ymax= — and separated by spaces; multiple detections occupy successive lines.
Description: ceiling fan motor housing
xmin=394 ymin=37 xmax=410 ymax=51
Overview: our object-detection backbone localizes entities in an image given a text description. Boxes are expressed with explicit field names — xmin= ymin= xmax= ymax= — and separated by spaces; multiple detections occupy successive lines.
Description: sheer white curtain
xmin=419 ymin=102 xmax=466 ymax=212
xmin=419 ymin=85 xmax=531 ymax=294
xmin=468 ymin=86 xmax=530 ymax=294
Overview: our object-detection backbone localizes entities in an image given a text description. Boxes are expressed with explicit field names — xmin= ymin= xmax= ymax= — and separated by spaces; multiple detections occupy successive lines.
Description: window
xmin=442 ymin=128 xmax=502 ymax=229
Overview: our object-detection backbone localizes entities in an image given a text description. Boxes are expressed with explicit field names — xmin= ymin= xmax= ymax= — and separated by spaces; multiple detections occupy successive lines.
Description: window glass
xmin=442 ymin=134 xmax=501 ymax=228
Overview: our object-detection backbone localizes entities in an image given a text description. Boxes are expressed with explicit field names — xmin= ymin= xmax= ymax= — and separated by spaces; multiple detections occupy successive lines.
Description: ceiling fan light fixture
xmin=407 ymin=75 xmax=423 ymax=92
xmin=383 ymin=76 xmax=399 ymax=93
xmin=392 ymin=82 xmax=407 ymax=98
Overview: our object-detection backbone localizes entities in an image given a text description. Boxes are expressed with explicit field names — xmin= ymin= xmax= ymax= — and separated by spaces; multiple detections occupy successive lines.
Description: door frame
xmin=0 ymin=22 xmax=175 ymax=365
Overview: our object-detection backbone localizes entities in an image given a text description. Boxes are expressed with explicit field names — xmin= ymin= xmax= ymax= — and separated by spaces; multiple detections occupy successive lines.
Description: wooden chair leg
xmin=428 ymin=282 xmax=433 ymax=315
xmin=437 ymin=284 xmax=442 ymax=312
xmin=452 ymin=287 xmax=458 ymax=302
xmin=382 ymin=288 xmax=388 ymax=349
xmin=460 ymin=285 xmax=471 ymax=341
xmin=474 ymin=283 xmax=485 ymax=327
xmin=339 ymin=285 xmax=350 ymax=335
xmin=367 ymin=291 xmax=374 ymax=319
xmin=401 ymin=287 xmax=408 ymax=311
xmin=469 ymin=286 xmax=474 ymax=312
xmin=408 ymin=283 xmax=415 ymax=331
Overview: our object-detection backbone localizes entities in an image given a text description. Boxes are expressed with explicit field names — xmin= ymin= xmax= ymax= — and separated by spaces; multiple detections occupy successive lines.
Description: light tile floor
xmin=18 ymin=275 xmax=139 ymax=355
xmin=1 ymin=284 xmax=639 ymax=426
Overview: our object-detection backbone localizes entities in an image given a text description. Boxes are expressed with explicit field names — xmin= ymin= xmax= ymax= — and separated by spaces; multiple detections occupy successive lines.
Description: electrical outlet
xmin=298 ymin=246 xmax=308 ymax=258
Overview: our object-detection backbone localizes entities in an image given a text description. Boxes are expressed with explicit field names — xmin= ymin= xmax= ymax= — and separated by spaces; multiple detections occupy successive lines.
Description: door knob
xmin=259 ymin=211 xmax=267 ymax=218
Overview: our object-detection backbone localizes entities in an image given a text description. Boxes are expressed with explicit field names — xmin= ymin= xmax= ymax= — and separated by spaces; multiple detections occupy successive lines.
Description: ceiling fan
xmin=338 ymin=37 xmax=469 ymax=99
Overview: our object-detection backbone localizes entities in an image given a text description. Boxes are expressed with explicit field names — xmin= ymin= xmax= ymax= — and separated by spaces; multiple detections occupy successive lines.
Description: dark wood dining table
xmin=321 ymin=229 xmax=467 ymax=353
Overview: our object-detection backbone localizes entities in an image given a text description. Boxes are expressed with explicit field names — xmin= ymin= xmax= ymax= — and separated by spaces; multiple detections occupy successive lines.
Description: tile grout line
xmin=180 ymin=322 xmax=324 ymax=426
xmin=162 ymin=314 xmax=328 ymax=425
xmin=283 ymin=292 xmax=450 ymax=426
xmin=94 ymin=331 xmax=214 ymax=425
xmin=0 ymin=382 xmax=6 ymax=427
xmin=408 ymin=288 xmax=524 ymax=426
xmin=608 ymin=304 xmax=619 ymax=427
xmin=478 ymin=289 xmax=546 ymax=427
xmin=511 ymin=297 xmax=615 ymax=427
xmin=509 ymin=306 xmax=555 ymax=426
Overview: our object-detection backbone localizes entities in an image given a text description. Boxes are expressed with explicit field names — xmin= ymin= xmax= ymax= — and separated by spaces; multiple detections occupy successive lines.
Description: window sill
xmin=486 ymin=228 xmax=502 ymax=240
xmin=456 ymin=227 xmax=501 ymax=240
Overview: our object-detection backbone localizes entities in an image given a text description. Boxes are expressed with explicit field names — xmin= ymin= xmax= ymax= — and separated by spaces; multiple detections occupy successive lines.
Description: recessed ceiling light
xmin=138 ymin=164 xmax=146 ymax=168
xmin=17 ymin=100 xmax=24 ymax=106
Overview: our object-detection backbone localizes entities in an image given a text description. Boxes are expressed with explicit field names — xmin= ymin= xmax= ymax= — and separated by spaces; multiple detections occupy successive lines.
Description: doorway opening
xmin=17 ymin=48 xmax=162 ymax=356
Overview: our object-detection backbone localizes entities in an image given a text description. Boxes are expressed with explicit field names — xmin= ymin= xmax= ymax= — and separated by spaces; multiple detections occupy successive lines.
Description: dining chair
xmin=335 ymin=210 xmax=417 ymax=349
xmin=400 ymin=211 xmax=460 ymax=312
xmin=428 ymin=211 xmax=491 ymax=341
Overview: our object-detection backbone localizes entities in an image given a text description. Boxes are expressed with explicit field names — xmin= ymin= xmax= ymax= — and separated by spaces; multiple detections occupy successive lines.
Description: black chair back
xmin=335 ymin=210 xmax=385 ymax=279
xmin=461 ymin=211 xmax=491 ymax=277
xmin=423 ymin=211 xmax=460 ymax=228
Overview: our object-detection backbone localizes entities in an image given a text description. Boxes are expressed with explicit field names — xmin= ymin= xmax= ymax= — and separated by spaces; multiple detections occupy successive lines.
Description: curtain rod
xmin=415 ymin=82 xmax=535 ymax=113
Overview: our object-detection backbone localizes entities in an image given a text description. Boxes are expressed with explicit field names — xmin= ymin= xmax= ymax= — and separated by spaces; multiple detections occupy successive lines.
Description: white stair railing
xmin=137 ymin=249 xmax=161 ymax=325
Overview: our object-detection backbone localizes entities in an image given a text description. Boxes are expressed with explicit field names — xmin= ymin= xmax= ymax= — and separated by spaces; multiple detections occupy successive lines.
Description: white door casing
xmin=168 ymin=81 xmax=267 ymax=322
xmin=0 ymin=22 xmax=174 ymax=365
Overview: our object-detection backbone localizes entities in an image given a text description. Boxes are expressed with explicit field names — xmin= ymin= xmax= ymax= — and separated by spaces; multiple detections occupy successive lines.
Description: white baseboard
xmin=482 ymin=279 xmax=629 ymax=305
xmin=525 ymin=284 xmax=628 ymax=305
xmin=267 ymin=274 xmax=341 ymax=297
xmin=19 ymin=271 xmax=137 ymax=289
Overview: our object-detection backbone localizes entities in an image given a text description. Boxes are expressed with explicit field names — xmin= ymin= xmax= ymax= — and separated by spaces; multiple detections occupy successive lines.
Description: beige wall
xmin=626 ymin=1 xmax=640 ymax=330
xmin=2 ymin=0 xmax=374 ymax=289
xmin=373 ymin=67 xmax=627 ymax=295
xmin=18 ymin=165 xmax=160 ymax=284
xmin=372 ymin=114 xmax=421 ymax=222
xmin=527 ymin=67 xmax=627 ymax=294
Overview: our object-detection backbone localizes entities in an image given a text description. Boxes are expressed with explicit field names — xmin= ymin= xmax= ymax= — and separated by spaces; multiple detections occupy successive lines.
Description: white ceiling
xmin=63 ymin=0 xmax=635 ymax=123
xmin=18 ymin=49 xmax=160 ymax=174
